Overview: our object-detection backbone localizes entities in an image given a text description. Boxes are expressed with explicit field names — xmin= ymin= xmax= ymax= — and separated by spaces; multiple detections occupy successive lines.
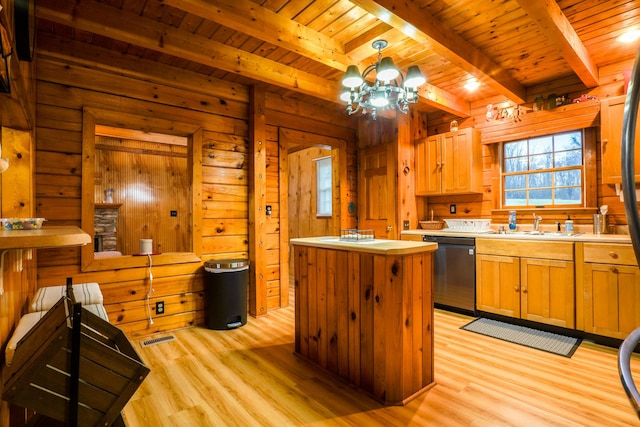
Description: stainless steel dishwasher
xmin=422 ymin=235 xmax=476 ymax=315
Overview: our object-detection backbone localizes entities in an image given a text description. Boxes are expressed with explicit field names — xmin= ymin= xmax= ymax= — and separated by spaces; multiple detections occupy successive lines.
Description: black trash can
xmin=204 ymin=259 xmax=249 ymax=330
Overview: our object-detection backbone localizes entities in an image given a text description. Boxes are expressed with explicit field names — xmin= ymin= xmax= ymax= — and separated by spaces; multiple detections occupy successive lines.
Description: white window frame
xmin=314 ymin=156 xmax=332 ymax=217
xmin=501 ymin=130 xmax=585 ymax=208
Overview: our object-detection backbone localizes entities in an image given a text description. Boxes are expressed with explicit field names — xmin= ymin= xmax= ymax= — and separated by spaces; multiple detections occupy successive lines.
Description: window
xmin=315 ymin=156 xmax=332 ymax=216
xmin=502 ymin=131 xmax=583 ymax=207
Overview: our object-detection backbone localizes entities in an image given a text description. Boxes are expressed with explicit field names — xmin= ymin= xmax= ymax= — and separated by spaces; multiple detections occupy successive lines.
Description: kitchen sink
xmin=506 ymin=231 xmax=582 ymax=237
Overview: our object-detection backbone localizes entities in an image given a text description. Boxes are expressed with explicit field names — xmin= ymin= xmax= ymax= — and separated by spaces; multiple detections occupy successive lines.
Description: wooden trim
xmin=477 ymin=100 xmax=600 ymax=144
xmin=81 ymin=107 xmax=202 ymax=272
xmin=278 ymin=133 xmax=289 ymax=308
xmin=249 ymin=85 xmax=268 ymax=316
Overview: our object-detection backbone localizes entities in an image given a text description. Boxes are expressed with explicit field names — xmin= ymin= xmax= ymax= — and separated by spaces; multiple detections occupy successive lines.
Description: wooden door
xmin=521 ymin=258 xmax=575 ymax=328
xmin=476 ymin=254 xmax=520 ymax=317
xmin=600 ymin=95 xmax=640 ymax=184
xmin=415 ymin=135 xmax=441 ymax=196
xmin=358 ymin=143 xmax=396 ymax=239
xmin=583 ymin=263 xmax=640 ymax=339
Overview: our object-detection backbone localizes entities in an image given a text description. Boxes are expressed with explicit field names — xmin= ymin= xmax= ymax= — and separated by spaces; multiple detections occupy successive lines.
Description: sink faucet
xmin=533 ymin=214 xmax=542 ymax=232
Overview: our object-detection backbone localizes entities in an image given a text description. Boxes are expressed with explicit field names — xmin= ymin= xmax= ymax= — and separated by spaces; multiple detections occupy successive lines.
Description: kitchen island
xmin=290 ymin=236 xmax=438 ymax=405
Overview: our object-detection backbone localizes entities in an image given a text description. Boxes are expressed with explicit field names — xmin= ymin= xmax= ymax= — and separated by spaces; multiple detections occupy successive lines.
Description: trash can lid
xmin=204 ymin=259 xmax=249 ymax=269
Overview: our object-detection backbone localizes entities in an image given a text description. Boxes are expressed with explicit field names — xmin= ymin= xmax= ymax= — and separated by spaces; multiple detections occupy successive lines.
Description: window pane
xmin=554 ymin=132 xmax=582 ymax=151
xmin=505 ymin=157 xmax=527 ymax=173
xmin=529 ymin=172 xmax=551 ymax=188
xmin=504 ymin=140 xmax=527 ymax=158
xmin=316 ymin=157 xmax=332 ymax=216
xmin=502 ymin=130 xmax=584 ymax=208
xmin=530 ymin=153 xmax=552 ymax=170
xmin=505 ymin=174 xmax=526 ymax=189
xmin=554 ymin=150 xmax=582 ymax=167
xmin=554 ymin=169 xmax=581 ymax=186
xmin=554 ymin=187 xmax=582 ymax=204
xmin=505 ymin=190 xmax=527 ymax=205
xmin=529 ymin=136 xmax=552 ymax=155
xmin=529 ymin=189 xmax=552 ymax=205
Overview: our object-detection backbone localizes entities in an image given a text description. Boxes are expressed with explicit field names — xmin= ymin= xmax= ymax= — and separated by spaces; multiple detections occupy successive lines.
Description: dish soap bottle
xmin=564 ymin=215 xmax=574 ymax=233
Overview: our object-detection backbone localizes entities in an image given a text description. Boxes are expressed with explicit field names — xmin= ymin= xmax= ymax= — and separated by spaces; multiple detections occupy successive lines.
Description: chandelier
xmin=340 ymin=40 xmax=426 ymax=119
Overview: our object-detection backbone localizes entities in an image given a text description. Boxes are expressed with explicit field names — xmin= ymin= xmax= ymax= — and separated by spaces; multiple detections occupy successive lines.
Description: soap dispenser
xmin=564 ymin=215 xmax=574 ymax=233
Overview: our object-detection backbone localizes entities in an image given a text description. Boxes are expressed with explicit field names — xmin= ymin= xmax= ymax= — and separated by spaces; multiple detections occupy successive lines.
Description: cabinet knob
xmin=602 ymin=138 xmax=608 ymax=147
xmin=609 ymin=251 xmax=619 ymax=259
xmin=514 ymin=285 xmax=519 ymax=292
xmin=521 ymin=287 xmax=528 ymax=294
xmin=610 ymin=266 xmax=619 ymax=274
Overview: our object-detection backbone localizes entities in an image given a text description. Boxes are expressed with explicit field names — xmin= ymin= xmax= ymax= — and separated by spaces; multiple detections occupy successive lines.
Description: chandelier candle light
xmin=340 ymin=40 xmax=426 ymax=119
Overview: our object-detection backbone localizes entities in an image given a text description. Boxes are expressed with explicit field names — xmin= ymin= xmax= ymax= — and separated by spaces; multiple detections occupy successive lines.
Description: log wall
xmin=419 ymin=59 xmax=637 ymax=229
xmin=33 ymin=52 xmax=357 ymax=337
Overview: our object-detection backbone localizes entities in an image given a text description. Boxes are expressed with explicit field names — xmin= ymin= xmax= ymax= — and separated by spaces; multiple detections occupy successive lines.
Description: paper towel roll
xmin=140 ymin=239 xmax=153 ymax=255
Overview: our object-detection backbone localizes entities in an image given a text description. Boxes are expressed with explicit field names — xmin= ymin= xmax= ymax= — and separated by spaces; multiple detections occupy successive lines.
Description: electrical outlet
xmin=403 ymin=220 xmax=410 ymax=230
xmin=450 ymin=204 xmax=457 ymax=214
xmin=170 ymin=210 xmax=178 ymax=217
xmin=156 ymin=301 xmax=165 ymax=314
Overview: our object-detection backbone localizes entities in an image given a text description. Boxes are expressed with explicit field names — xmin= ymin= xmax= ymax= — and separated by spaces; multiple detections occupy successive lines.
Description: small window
xmin=502 ymin=131 xmax=583 ymax=207
xmin=315 ymin=156 xmax=332 ymax=216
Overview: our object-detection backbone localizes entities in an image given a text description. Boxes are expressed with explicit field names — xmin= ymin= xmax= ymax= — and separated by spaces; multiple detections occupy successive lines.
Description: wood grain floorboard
xmin=122 ymin=303 xmax=640 ymax=426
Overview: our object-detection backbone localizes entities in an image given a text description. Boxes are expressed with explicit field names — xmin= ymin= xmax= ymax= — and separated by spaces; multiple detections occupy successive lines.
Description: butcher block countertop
xmin=401 ymin=229 xmax=633 ymax=244
xmin=290 ymin=236 xmax=437 ymax=255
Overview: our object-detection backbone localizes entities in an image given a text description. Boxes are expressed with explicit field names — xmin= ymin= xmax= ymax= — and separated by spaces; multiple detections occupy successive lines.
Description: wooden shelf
xmin=0 ymin=226 xmax=91 ymax=250
xmin=95 ymin=203 xmax=122 ymax=209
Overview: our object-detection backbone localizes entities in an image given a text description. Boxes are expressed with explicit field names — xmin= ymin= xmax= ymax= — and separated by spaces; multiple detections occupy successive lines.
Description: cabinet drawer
xmin=476 ymin=239 xmax=573 ymax=261
xmin=583 ymin=243 xmax=637 ymax=265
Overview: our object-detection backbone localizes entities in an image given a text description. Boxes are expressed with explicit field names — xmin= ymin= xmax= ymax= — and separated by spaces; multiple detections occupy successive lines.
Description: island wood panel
xmin=293 ymin=245 xmax=434 ymax=405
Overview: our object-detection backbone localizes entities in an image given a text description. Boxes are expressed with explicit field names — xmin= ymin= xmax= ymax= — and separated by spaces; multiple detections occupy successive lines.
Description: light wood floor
xmin=123 ymin=302 xmax=640 ymax=426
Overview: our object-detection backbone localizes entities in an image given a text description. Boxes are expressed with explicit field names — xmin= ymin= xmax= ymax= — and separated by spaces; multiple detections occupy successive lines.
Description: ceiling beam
xmin=36 ymin=1 xmax=340 ymax=103
xmin=160 ymin=0 xmax=352 ymax=71
xmin=164 ymin=0 xmax=469 ymax=115
xmin=515 ymin=0 xmax=599 ymax=88
xmin=350 ymin=0 xmax=527 ymax=104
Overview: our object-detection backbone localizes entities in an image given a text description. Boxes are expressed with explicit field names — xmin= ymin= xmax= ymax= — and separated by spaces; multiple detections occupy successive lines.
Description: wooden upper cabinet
xmin=600 ymin=95 xmax=640 ymax=184
xmin=415 ymin=128 xmax=482 ymax=196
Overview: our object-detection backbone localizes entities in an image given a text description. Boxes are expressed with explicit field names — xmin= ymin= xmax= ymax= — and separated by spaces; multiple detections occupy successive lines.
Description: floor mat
xmin=461 ymin=318 xmax=581 ymax=358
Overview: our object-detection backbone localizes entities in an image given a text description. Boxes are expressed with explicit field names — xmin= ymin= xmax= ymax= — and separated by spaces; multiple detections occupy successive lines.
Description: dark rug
xmin=461 ymin=317 xmax=581 ymax=358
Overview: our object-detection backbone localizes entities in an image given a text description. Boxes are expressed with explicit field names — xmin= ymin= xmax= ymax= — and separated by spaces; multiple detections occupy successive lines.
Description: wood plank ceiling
xmin=36 ymin=0 xmax=640 ymax=118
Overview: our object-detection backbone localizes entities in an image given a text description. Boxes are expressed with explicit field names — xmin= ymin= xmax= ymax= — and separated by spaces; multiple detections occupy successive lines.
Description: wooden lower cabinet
xmin=291 ymin=242 xmax=436 ymax=405
xmin=580 ymin=243 xmax=640 ymax=339
xmin=476 ymin=239 xmax=575 ymax=328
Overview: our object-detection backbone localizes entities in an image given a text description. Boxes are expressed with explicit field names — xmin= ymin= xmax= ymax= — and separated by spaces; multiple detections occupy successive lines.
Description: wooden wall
xmin=33 ymin=49 xmax=357 ymax=337
xmin=94 ymin=136 xmax=190 ymax=254
xmin=288 ymin=147 xmax=336 ymax=239
xmin=419 ymin=58 xmax=637 ymax=230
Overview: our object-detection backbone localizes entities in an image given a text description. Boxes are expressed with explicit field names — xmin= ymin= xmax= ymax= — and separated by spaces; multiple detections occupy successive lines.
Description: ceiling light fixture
xmin=340 ymin=40 xmax=425 ymax=119
xmin=617 ymin=29 xmax=640 ymax=43
xmin=464 ymin=78 xmax=481 ymax=91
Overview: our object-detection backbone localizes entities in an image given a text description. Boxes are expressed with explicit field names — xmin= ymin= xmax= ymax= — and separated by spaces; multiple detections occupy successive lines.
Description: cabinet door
xmin=600 ymin=95 xmax=640 ymax=184
xmin=442 ymin=130 xmax=470 ymax=194
xmin=583 ymin=263 xmax=640 ymax=339
xmin=521 ymin=258 xmax=575 ymax=328
xmin=415 ymin=135 xmax=441 ymax=195
xmin=476 ymin=254 xmax=520 ymax=317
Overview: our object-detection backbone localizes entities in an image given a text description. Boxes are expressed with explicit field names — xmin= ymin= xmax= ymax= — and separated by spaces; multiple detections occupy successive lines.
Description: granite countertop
xmin=290 ymin=236 xmax=437 ymax=255
xmin=401 ymin=228 xmax=632 ymax=244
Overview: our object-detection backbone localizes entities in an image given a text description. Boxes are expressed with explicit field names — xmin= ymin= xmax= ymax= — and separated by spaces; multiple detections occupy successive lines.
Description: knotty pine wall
xmin=419 ymin=58 xmax=636 ymax=229
xmin=33 ymin=52 xmax=357 ymax=337
xmin=0 ymin=127 xmax=38 ymax=427
xmin=94 ymin=136 xmax=191 ymax=254
xmin=288 ymin=147 xmax=337 ymax=240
